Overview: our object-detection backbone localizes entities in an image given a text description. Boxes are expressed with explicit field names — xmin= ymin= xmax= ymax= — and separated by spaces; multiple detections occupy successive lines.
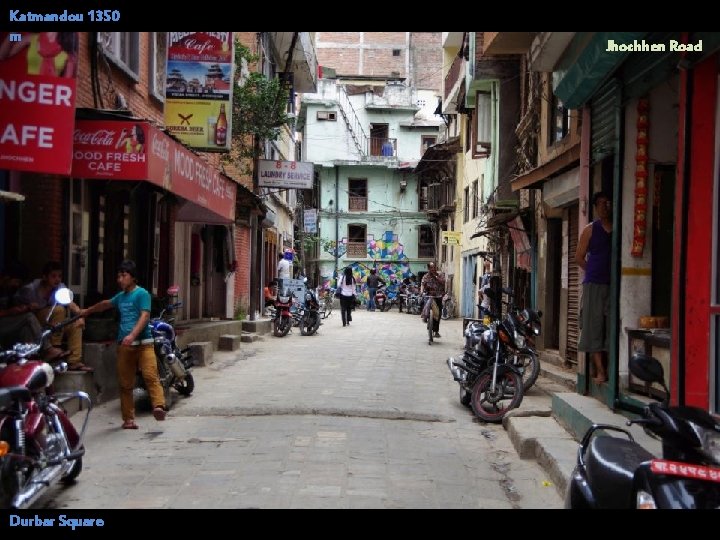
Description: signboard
xmin=0 ymin=32 xmax=79 ymax=175
xmin=442 ymin=231 xmax=462 ymax=246
xmin=72 ymin=119 xmax=236 ymax=222
xmin=258 ymin=160 xmax=314 ymax=189
xmin=164 ymin=32 xmax=234 ymax=152
xmin=304 ymin=208 xmax=317 ymax=233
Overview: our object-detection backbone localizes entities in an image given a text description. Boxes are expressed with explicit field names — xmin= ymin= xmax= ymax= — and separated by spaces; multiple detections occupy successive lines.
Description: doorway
xmin=67 ymin=179 xmax=89 ymax=305
xmin=370 ymin=124 xmax=389 ymax=156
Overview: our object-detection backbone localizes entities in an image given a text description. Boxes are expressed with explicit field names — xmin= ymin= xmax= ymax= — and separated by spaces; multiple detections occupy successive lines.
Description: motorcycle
xmin=374 ymin=286 xmax=387 ymax=311
xmin=297 ymin=287 xmax=322 ymax=336
xmin=441 ymin=292 xmax=456 ymax=320
xmin=273 ymin=287 xmax=294 ymax=337
xmin=446 ymin=309 xmax=525 ymax=422
xmin=0 ymin=287 xmax=91 ymax=509
xmin=566 ymin=353 xmax=720 ymax=509
xmin=135 ymin=286 xmax=194 ymax=410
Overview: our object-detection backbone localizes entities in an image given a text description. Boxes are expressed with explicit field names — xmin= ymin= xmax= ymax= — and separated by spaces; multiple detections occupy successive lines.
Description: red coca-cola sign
xmin=0 ymin=32 xmax=79 ymax=175
xmin=72 ymin=119 xmax=236 ymax=222
xmin=71 ymin=120 xmax=148 ymax=179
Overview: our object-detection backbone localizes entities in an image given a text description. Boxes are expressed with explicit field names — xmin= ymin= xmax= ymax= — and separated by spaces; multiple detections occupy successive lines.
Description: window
xmin=392 ymin=49 xmax=402 ymax=57
xmin=348 ymin=178 xmax=367 ymax=211
xmin=463 ymin=186 xmax=470 ymax=223
xmin=98 ymin=32 xmax=140 ymax=79
xmin=472 ymin=180 xmax=478 ymax=219
xmin=550 ymin=93 xmax=570 ymax=144
xmin=317 ymin=110 xmax=337 ymax=121
xmin=474 ymin=91 xmax=492 ymax=158
xmin=347 ymin=225 xmax=367 ymax=258
xmin=421 ymin=136 xmax=436 ymax=154
xmin=418 ymin=225 xmax=435 ymax=258
xmin=149 ymin=32 xmax=166 ymax=102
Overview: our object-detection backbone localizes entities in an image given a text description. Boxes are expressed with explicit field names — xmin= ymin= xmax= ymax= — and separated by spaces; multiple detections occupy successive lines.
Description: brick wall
xmin=316 ymin=32 xmax=442 ymax=92
xmin=18 ymin=174 xmax=64 ymax=275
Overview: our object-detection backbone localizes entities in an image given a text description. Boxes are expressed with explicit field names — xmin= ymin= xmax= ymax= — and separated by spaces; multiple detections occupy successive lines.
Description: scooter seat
xmin=585 ymin=435 xmax=654 ymax=508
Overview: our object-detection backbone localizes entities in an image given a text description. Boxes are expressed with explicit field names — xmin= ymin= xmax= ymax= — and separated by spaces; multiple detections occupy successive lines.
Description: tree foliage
xmin=224 ymin=41 xmax=291 ymax=170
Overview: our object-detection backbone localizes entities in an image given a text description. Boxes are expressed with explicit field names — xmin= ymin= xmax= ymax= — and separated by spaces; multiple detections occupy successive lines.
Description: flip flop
xmin=68 ymin=363 xmax=94 ymax=372
xmin=153 ymin=406 xmax=167 ymax=421
xmin=122 ymin=420 xmax=139 ymax=430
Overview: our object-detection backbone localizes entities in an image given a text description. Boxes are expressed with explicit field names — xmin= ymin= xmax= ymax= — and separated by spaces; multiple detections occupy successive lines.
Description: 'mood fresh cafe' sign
xmin=72 ymin=119 xmax=236 ymax=222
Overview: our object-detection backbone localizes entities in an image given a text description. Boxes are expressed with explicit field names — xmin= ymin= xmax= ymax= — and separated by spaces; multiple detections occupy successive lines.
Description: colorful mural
xmin=367 ymin=231 xmax=406 ymax=260
xmin=319 ymin=231 xmax=415 ymax=303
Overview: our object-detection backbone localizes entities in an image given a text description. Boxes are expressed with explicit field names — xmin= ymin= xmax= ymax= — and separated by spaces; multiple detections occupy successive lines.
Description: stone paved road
xmin=38 ymin=308 xmax=562 ymax=509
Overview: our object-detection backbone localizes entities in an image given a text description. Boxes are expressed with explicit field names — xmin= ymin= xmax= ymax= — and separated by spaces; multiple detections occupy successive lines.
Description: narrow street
xmin=38 ymin=309 xmax=562 ymax=509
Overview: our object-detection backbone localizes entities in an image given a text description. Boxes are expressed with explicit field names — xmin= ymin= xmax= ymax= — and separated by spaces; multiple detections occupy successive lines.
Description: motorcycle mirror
xmin=54 ymin=287 xmax=74 ymax=306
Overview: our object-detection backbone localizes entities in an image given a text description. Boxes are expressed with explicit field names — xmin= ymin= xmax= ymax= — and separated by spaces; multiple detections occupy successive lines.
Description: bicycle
xmin=423 ymin=295 xmax=441 ymax=345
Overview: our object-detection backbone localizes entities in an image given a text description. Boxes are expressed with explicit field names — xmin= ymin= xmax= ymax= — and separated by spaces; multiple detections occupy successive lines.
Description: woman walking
xmin=338 ymin=267 xmax=356 ymax=327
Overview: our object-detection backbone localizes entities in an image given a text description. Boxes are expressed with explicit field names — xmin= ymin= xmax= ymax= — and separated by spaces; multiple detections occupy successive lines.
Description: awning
xmin=72 ymin=118 xmax=236 ymax=222
xmin=554 ymin=32 xmax=646 ymax=109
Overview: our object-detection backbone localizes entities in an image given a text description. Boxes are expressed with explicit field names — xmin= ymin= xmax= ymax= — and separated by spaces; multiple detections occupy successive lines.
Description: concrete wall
xmin=617 ymin=79 xmax=678 ymax=388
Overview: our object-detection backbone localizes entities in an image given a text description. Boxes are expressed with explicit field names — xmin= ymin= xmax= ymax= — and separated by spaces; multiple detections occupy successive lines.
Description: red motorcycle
xmin=273 ymin=288 xmax=294 ymax=337
xmin=0 ymin=288 xmax=91 ymax=509
xmin=374 ymin=286 xmax=387 ymax=311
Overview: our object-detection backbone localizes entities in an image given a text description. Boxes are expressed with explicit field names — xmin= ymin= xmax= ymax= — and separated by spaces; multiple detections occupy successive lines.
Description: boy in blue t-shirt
xmin=80 ymin=260 xmax=166 ymax=429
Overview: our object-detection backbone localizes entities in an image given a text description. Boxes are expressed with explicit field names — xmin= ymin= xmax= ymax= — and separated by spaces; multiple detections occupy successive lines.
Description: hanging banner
xmin=258 ymin=160 xmax=314 ymax=189
xmin=164 ymin=32 xmax=234 ymax=152
xmin=0 ymin=31 xmax=79 ymax=175
xmin=304 ymin=208 xmax=317 ymax=233
xmin=441 ymin=231 xmax=462 ymax=246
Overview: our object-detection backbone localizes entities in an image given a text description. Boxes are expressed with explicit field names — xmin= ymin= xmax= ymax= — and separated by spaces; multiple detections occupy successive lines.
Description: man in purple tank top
xmin=575 ymin=192 xmax=612 ymax=384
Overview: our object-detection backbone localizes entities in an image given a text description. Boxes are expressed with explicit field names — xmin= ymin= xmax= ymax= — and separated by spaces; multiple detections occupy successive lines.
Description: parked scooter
xmin=0 ymin=287 xmax=91 ymax=509
xmin=135 ymin=286 xmax=194 ymax=410
xmin=297 ymin=286 xmax=322 ymax=336
xmin=565 ymin=353 xmax=720 ymax=509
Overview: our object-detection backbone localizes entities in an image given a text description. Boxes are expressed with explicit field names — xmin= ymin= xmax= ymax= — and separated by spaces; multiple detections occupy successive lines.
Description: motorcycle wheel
xmin=274 ymin=315 xmax=292 ymax=337
xmin=300 ymin=313 xmax=320 ymax=336
xmin=512 ymin=351 xmax=540 ymax=392
xmin=61 ymin=448 xmax=83 ymax=484
xmin=174 ymin=372 xmax=195 ymax=396
xmin=381 ymin=301 xmax=390 ymax=312
xmin=470 ymin=370 xmax=524 ymax=423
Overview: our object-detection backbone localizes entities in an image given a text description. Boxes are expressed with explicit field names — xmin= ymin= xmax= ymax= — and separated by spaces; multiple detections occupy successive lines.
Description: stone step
xmin=241 ymin=332 xmax=262 ymax=343
xmin=218 ymin=334 xmax=241 ymax=351
xmin=539 ymin=361 xmax=577 ymax=392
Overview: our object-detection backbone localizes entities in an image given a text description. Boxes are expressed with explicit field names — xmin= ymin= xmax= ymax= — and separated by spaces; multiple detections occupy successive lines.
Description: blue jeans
xmin=367 ymin=288 xmax=377 ymax=310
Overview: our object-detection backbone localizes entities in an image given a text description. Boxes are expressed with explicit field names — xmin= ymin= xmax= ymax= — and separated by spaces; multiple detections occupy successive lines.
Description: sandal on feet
xmin=122 ymin=420 xmax=139 ymax=429
xmin=68 ymin=363 xmax=94 ymax=372
xmin=43 ymin=347 xmax=70 ymax=361
xmin=153 ymin=406 xmax=167 ymax=421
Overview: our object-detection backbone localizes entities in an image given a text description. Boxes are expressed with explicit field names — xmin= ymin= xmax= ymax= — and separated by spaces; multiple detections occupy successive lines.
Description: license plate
xmin=650 ymin=459 xmax=720 ymax=483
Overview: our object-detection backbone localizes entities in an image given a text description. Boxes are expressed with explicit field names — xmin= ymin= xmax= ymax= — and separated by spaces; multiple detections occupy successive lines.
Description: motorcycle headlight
xmin=701 ymin=429 xmax=720 ymax=464
xmin=278 ymin=296 xmax=290 ymax=303
xmin=532 ymin=322 xmax=541 ymax=336
xmin=513 ymin=330 xmax=525 ymax=349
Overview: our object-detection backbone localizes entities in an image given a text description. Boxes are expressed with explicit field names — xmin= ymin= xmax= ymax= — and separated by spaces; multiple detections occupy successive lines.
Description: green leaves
xmin=225 ymin=41 xmax=292 ymax=166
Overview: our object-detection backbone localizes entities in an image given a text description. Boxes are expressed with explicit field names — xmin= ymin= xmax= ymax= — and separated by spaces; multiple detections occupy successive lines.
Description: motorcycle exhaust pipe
xmin=446 ymin=357 xmax=467 ymax=382
xmin=13 ymin=464 xmax=64 ymax=509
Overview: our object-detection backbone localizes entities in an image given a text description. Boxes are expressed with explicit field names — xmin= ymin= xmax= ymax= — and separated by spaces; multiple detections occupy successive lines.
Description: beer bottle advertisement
xmin=163 ymin=32 xmax=234 ymax=152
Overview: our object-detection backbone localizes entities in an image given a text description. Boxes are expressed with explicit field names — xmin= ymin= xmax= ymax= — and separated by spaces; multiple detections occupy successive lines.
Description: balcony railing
xmin=369 ymin=137 xmax=397 ymax=157
xmin=348 ymin=196 xmax=368 ymax=211
xmin=346 ymin=242 xmax=367 ymax=258
xmin=444 ymin=54 xmax=464 ymax=100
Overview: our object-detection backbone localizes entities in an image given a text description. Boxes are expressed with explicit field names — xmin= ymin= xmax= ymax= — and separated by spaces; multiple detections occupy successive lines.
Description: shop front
xmin=70 ymin=114 xmax=237 ymax=323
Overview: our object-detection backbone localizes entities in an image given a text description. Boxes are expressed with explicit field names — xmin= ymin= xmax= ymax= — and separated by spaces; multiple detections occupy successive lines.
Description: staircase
xmin=336 ymin=84 xmax=368 ymax=157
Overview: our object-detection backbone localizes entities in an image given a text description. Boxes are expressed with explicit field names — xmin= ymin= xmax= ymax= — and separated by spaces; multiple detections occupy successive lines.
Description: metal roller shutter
xmin=566 ymin=204 xmax=580 ymax=364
